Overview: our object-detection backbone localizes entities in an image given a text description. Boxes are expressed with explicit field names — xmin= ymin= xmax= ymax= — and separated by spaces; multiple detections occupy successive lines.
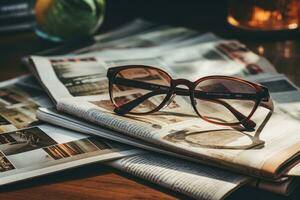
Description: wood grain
xmin=0 ymin=164 xmax=182 ymax=200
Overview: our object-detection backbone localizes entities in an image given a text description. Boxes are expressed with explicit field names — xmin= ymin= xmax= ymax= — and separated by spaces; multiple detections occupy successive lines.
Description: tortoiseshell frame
xmin=107 ymin=65 xmax=274 ymax=130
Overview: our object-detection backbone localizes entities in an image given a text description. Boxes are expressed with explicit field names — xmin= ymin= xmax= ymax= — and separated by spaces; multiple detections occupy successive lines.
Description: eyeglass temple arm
xmin=179 ymin=88 xmax=256 ymax=130
xmin=112 ymin=77 xmax=257 ymax=129
xmin=259 ymin=94 xmax=274 ymax=112
xmin=113 ymin=89 xmax=166 ymax=115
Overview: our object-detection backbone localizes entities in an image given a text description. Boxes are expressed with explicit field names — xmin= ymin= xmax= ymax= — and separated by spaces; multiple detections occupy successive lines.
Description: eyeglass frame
xmin=107 ymin=65 xmax=274 ymax=130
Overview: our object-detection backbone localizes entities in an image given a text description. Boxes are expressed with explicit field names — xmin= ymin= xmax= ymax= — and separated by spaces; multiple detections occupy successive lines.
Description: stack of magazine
xmin=2 ymin=19 xmax=300 ymax=200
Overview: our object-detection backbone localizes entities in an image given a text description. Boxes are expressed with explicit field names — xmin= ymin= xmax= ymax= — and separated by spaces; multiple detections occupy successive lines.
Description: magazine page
xmin=86 ymin=39 xmax=275 ymax=79
xmin=158 ymin=40 xmax=277 ymax=79
xmin=0 ymin=124 xmax=139 ymax=185
xmin=108 ymin=153 xmax=250 ymax=200
xmin=0 ymin=75 xmax=140 ymax=185
xmin=29 ymin=38 xmax=272 ymax=102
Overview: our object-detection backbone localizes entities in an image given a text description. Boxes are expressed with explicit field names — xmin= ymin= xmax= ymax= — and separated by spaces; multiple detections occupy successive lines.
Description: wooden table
xmin=1 ymin=29 xmax=300 ymax=200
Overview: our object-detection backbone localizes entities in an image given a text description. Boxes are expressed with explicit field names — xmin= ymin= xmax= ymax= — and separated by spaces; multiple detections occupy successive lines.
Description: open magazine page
xmin=85 ymin=39 xmax=275 ymax=80
xmin=29 ymin=37 xmax=300 ymax=178
xmin=159 ymin=40 xmax=277 ymax=79
xmin=29 ymin=37 xmax=275 ymax=102
xmin=0 ymin=124 xmax=139 ymax=185
xmin=108 ymin=153 xmax=250 ymax=200
xmin=0 ymin=75 xmax=140 ymax=185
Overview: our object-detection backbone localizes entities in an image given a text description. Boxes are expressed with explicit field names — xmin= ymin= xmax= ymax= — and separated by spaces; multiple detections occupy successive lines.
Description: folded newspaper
xmin=22 ymin=19 xmax=300 ymax=199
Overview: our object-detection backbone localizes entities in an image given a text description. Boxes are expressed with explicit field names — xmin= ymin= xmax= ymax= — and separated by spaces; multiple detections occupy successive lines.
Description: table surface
xmin=1 ymin=28 xmax=300 ymax=200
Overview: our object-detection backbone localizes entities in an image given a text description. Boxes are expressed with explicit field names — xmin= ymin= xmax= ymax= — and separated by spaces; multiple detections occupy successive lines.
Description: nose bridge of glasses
xmin=172 ymin=79 xmax=193 ymax=96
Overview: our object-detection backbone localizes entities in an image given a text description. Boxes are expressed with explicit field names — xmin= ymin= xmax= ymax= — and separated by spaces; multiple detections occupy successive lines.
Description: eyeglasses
xmin=107 ymin=65 xmax=274 ymax=130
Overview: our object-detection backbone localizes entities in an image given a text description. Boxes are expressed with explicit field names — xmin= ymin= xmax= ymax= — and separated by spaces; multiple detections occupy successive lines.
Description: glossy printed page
xmin=0 ymin=124 xmax=138 ymax=185
xmin=0 ymin=75 xmax=138 ymax=185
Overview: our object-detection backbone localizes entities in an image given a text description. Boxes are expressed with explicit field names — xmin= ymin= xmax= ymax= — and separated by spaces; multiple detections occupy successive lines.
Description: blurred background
xmin=102 ymin=0 xmax=228 ymax=31
xmin=0 ymin=0 xmax=228 ymax=33
xmin=1 ymin=0 xmax=300 ymax=85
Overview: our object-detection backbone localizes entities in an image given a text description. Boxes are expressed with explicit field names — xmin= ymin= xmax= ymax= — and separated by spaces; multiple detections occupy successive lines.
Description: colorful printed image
xmin=0 ymin=127 xmax=57 ymax=156
xmin=43 ymin=138 xmax=111 ymax=160
xmin=51 ymin=58 xmax=108 ymax=96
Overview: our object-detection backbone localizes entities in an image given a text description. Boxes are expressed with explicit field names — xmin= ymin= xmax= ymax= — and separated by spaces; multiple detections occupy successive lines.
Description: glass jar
xmin=35 ymin=0 xmax=105 ymax=42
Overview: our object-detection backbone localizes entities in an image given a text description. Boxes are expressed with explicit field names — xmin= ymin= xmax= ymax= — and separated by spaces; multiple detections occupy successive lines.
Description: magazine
xmin=25 ymin=19 xmax=299 ymax=199
xmin=35 ymin=71 xmax=300 ymax=196
xmin=37 ymin=106 xmax=298 ymax=198
xmin=0 ymin=75 xmax=141 ymax=185
xmin=28 ymin=34 xmax=300 ymax=181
